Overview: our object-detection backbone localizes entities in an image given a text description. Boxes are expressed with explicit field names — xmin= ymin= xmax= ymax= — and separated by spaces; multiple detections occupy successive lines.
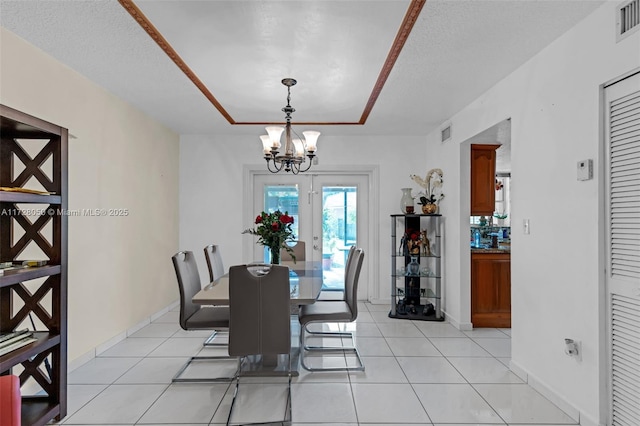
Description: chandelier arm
xmin=299 ymin=158 xmax=313 ymax=173
xmin=266 ymin=158 xmax=283 ymax=174
xmin=290 ymin=127 xmax=304 ymax=141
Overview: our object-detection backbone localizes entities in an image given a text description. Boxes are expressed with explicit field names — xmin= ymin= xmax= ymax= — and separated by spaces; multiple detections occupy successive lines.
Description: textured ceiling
xmin=0 ymin=0 xmax=604 ymax=137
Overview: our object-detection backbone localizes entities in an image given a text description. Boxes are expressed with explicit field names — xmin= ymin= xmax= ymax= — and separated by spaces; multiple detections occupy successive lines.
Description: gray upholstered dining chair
xmin=280 ymin=240 xmax=305 ymax=264
xmin=317 ymin=245 xmax=356 ymax=301
xmin=171 ymin=251 xmax=236 ymax=382
xmin=298 ymin=248 xmax=365 ymax=372
xmin=202 ymin=244 xmax=229 ymax=346
xmin=226 ymin=264 xmax=292 ymax=426
xmin=204 ymin=244 xmax=225 ymax=283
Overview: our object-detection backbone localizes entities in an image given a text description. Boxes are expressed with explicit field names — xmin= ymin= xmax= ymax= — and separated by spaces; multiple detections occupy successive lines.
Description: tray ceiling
xmin=0 ymin=0 xmax=605 ymax=136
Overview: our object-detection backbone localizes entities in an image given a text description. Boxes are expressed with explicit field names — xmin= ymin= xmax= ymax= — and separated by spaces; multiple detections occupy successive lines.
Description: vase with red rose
xmin=269 ymin=241 xmax=282 ymax=264
xmin=242 ymin=210 xmax=296 ymax=264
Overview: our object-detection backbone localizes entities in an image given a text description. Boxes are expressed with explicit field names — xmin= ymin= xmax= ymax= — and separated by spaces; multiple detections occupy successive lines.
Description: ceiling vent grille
xmin=440 ymin=122 xmax=452 ymax=143
xmin=617 ymin=0 xmax=640 ymax=41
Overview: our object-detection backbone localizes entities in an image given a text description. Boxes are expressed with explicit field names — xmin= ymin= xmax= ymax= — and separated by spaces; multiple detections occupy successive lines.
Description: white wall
xmin=179 ymin=133 xmax=427 ymax=300
xmin=424 ymin=2 xmax=639 ymax=425
xmin=0 ymin=28 xmax=180 ymax=364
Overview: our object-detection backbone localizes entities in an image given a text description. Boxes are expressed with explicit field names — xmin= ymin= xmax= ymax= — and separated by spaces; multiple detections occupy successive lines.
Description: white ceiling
xmin=0 ymin=0 xmax=604 ymax=138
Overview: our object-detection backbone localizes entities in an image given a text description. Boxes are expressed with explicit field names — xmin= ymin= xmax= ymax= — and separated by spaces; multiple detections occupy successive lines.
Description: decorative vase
xmin=269 ymin=246 xmax=281 ymax=264
xmin=400 ymin=188 xmax=414 ymax=214
xmin=406 ymin=256 xmax=420 ymax=276
xmin=421 ymin=203 xmax=437 ymax=214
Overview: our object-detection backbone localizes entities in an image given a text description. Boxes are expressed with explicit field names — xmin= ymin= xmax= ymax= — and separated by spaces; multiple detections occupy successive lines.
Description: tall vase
xmin=270 ymin=246 xmax=281 ymax=264
xmin=400 ymin=188 xmax=414 ymax=214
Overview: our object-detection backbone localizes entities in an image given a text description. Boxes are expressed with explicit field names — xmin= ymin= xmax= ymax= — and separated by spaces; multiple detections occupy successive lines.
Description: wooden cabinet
xmin=471 ymin=252 xmax=511 ymax=328
xmin=0 ymin=105 xmax=68 ymax=425
xmin=470 ymin=144 xmax=500 ymax=216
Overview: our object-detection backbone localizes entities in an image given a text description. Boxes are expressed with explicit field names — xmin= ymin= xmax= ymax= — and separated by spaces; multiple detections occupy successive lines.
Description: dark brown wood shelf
xmin=1 ymin=104 xmax=68 ymax=424
xmin=0 ymin=191 xmax=61 ymax=204
xmin=0 ymin=332 xmax=60 ymax=371
xmin=0 ymin=265 xmax=61 ymax=287
xmin=22 ymin=398 xmax=61 ymax=426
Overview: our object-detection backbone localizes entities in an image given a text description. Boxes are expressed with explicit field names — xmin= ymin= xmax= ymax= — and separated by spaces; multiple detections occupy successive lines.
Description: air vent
xmin=440 ymin=121 xmax=452 ymax=143
xmin=617 ymin=0 xmax=640 ymax=41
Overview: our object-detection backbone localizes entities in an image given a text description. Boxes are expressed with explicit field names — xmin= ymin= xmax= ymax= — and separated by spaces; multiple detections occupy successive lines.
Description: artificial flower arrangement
xmin=410 ymin=168 xmax=445 ymax=206
xmin=242 ymin=210 xmax=296 ymax=263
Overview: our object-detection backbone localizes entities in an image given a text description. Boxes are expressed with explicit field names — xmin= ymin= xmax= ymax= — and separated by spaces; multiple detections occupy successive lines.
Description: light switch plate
xmin=577 ymin=159 xmax=593 ymax=181
xmin=523 ymin=219 xmax=530 ymax=235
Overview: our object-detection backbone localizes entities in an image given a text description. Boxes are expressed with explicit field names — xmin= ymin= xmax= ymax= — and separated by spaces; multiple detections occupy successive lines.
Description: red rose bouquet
xmin=243 ymin=210 xmax=296 ymax=263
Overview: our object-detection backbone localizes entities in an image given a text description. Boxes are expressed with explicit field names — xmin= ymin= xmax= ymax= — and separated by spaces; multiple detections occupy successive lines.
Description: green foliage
xmin=243 ymin=210 xmax=296 ymax=260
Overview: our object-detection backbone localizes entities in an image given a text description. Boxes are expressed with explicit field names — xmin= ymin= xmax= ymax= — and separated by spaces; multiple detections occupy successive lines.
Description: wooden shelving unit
xmin=0 ymin=104 xmax=68 ymax=425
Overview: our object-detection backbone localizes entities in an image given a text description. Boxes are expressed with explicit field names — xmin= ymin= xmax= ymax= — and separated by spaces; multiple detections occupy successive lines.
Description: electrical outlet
xmin=523 ymin=219 xmax=530 ymax=235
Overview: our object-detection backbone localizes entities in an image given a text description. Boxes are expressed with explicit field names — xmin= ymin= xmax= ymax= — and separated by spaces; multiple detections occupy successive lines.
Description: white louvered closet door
xmin=605 ymin=71 xmax=640 ymax=426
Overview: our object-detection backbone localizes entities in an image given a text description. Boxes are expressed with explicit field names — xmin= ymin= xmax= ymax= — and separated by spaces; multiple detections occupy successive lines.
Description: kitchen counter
xmin=471 ymin=247 xmax=510 ymax=254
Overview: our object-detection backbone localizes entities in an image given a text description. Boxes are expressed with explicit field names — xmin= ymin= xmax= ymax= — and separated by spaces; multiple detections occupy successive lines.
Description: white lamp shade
xmin=292 ymin=138 xmax=305 ymax=158
xmin=260 ymin=135 xmax=272 ymax=154
xmin=303 ymin=130 xmax=320 ymax=152
xmin=265 ymin=126 xmax=284 ymax=149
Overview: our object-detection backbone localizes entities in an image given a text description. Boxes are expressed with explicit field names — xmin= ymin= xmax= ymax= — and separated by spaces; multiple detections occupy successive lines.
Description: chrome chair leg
xmin=226 ymin=355 xmax=292 ymax=426
xmin=299 ymin=322 xmax=365 ymax=372
xmin=203 ymin=330 xmax=229 ymax=347
xmin=172 ymin=356 xmax=238 ymax=383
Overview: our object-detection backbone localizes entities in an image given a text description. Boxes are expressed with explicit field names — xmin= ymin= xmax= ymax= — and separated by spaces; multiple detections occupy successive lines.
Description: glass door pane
xmin=252 ymin=174 xmax=312 ymax=264
xmin=262 ymin=185 xmax=300 ymax=263
xmin=311 ymin=173 xmax=368 ymax=299
xmin=321 ymin=185 xmax=357 ymax=291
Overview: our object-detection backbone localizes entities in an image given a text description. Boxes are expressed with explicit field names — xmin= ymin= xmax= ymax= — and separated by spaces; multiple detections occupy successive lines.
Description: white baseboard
xmin=126 ymin=317 xmax=151 ymax=337
xmin=69 ymin=300 xmax=179 ymax=370
xmin=508 ymin=359 xmax=528 ymax=382
xmin=510 ymin=359 xmax=581 ymax=423
xmin=68 ymin=348 xmax=97 ymax=373
xmin=368 ymin=297 xmax=388 ymax=305
xmin=578 ymin=412 xmax=604 ymax=426
xmin=150 ymin=301 xmax=178 ymax=322
xmin=443 ymin=312 xmax=473 ymax=331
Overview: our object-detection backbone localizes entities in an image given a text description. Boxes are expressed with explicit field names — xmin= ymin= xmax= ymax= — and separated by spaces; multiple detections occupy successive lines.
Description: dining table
xmin=191 ymin=261 xmax=325 ymax=376
xmin=192 ymin=260 xmax=324 ymax=306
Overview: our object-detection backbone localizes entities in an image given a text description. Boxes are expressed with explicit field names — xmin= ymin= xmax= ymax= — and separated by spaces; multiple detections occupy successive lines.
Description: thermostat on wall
xmin=577 ymin=159 xmax=593 ymax=181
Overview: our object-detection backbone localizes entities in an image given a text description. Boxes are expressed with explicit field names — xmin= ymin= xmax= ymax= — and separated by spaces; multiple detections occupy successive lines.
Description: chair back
xmin=228 ymin=264 xmax=291 ymax=356
xmin=344 ymin=245 xmax=356 ymax=280
xmin=204 ymin=244 xmax=225 ymax=283
xmin=345 ymin=248 xmax=364 ymax=321
xmin=280 ymin=240 xmax=305 ymax=263
xmin=171 ymin=251 xmax=202 ymax=330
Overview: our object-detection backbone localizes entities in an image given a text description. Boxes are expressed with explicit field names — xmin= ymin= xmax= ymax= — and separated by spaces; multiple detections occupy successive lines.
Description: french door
xmin=251 ymin=172 xmax=369 ymax=299
xmin=604 ymin=71 xmax=640 ymax=426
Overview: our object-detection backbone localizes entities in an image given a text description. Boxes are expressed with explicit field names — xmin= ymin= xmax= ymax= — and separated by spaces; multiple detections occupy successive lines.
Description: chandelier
xmin=260 ymin=78 xmax=320 ymax=174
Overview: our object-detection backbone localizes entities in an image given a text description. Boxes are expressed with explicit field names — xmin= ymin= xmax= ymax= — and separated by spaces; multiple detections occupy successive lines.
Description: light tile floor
xmin=56 ymin=302 xmax=578 ymax=425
